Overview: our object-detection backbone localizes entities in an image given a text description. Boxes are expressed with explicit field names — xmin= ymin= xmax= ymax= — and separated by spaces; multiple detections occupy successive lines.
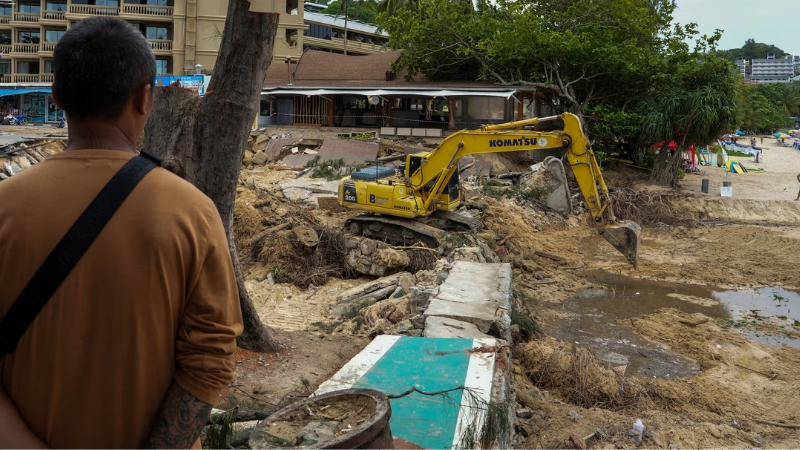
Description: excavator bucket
xmin=603 ymin=221 xmax=642 ymax=268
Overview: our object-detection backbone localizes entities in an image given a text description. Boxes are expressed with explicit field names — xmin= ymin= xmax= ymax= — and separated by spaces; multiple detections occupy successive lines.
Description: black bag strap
xmin=0 ymin=150 xmax=162 ymax=359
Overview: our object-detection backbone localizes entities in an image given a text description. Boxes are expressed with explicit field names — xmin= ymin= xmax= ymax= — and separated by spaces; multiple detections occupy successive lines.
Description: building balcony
xmin=0 ymin=45 xmax=11 ymax=56
xmin=40 ymin=42 xmax=57 ymax=54
xmin=10 ymin=12 xmax=40 ymax=25
xmin=12 ymin=43 xmax=40 ymax=54
xmin=67 ymin=5 xmax=119 ymax=19
xmin=0 ymin=15 xmax=10 ymax=25
xmin=148 ymin=39 xmax=172 ymax=53
xmin=40 ymin=10 xmax=67 ymax=23
xmin=41 ymin=74 xmax=54 ymax=83
xmin=121 ymin=3 xmax=173 ymax=21
xmin=0 ymin=74 xmax=10 ymax=83
xmin=14 ymin=74 xmax=40 ymax=83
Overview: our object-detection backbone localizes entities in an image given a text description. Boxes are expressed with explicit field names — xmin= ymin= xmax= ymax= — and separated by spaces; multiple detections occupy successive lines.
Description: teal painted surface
xmin=352 ymin=337 xmax=474 ymax=449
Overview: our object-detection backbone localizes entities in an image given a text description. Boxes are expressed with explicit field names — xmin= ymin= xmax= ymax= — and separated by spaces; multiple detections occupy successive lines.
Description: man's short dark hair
xmin=53 ymin=17 xmax=156 ymax=119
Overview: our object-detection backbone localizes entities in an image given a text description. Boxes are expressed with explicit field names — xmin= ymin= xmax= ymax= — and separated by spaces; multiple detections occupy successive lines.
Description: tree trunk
xmin=649 ymin=140 xmax=673 ymax=186
xmin=143 ymin=1 xmax=280 ymax=352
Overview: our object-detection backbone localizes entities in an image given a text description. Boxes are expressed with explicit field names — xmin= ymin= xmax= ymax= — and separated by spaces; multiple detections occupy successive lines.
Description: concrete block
xmin=425 ymin=128 xmax=443 ymax=137
xmin=411 ymin=128 xmax=426 ymax=137
xmin=380 ymin=127 xmax=396 ymax=136
xmin=423 ymin=316 xmax=493 ymax=339
xmin=424 ymin=262 xmax=512 ymax=340
xmin=411 ymin=284 xmax=439 ymax=310
xmin=396 ymin=127 xmax=412 ymax=136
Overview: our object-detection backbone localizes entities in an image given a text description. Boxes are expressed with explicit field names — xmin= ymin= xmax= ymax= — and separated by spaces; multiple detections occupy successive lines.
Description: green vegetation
xmin=379 ymin=0 xmax=745 ymax=187
xmin=715 ymin=39 xmax=790 ymax=63
xmin=321 ymin=0 xmax=379 ymax=24
xmin=305 ymin=156 xmax=359 ymax=181
xmin=740 ymin=82 xmax=798 ymax=133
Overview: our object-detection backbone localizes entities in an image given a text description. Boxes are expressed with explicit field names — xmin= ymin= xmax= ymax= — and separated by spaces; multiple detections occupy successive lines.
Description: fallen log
xmin=754 ymin=419 xmax=800 ymax=429
xmin=248 ymin=222 xmax=291 ymax=246
xmin=534 ymin=251 xmax=565 ymax=263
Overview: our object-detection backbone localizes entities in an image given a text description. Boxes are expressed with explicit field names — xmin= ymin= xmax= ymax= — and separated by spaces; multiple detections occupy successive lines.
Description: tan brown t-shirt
xmin=0 ymin=150 xmax=243 ymax=448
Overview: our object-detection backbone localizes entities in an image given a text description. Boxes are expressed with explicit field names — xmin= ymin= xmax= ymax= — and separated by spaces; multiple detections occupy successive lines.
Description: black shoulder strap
xmin=0 ymin=150 xmax=162 ymax=359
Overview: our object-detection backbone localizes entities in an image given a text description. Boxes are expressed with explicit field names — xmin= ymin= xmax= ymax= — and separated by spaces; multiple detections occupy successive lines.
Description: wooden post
xmin=386 ymin=98 xmax=392 ymax=127
xmin=327 ymin=95 xmax=334 ymax=126
xmin=447 ymin=97 xmax=456 ymax=130
xmin=517 ymin=94 xmax=524 ymax=121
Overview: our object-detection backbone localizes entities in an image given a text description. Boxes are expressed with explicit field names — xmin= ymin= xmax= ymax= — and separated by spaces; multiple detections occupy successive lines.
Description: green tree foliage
xmin=738 ymin=81 xmax=800 ymax=133
xmin=322 ymin=0 xmax=378 ymax=24
xmin=376 ymin=0 xmax=418 ymax=15
xmin=379 ymin=0 xmax=717 ymax=120
xmin=716 ymin=38 xmax=791 ymax=62
xmin=638 ymin=55 xmax=742 ymax=186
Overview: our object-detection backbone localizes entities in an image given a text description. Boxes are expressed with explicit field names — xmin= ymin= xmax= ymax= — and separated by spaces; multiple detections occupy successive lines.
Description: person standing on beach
xmin=796 ymin=174 xmax=800 ymax=201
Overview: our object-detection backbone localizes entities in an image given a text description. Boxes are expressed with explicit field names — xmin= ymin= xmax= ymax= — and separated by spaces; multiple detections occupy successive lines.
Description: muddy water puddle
xmin=542 ymin=271 xmax=800 ymax=379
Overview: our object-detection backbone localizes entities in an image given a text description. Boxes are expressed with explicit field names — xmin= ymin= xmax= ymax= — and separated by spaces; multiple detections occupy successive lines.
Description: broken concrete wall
xmin=521 ymin=156 xmax=572 ymax=214
xmin=344 ymin=236 xmax=409 ymax=277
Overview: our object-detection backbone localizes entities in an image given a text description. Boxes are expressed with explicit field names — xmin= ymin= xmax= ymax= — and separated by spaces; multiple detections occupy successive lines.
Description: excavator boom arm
xmin=407 ymin=113 xmax=641 ymax=267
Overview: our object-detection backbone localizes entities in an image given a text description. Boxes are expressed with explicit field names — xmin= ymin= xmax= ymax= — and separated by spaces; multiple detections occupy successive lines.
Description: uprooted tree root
xmin=609 ymin=188 xmax=698 ymax=227
xmin=256 ymin=226 xmax=356 ymax=288
xmin=517 ymin=339 xmax=721 ymax=413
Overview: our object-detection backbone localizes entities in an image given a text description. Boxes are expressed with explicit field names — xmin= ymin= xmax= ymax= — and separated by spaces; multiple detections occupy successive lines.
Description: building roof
xmin=305 ymin=11 xmax=387 ymax=37
xmin=263 ymin=50 xmax=511 ymax=91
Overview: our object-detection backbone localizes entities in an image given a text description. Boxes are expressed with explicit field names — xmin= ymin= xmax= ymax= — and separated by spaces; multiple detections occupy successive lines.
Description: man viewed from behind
xmin=0 ymin=17 xmax=242 ymax=448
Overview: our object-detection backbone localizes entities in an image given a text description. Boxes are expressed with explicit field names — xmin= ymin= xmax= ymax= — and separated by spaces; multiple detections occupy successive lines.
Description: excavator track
xmin=345 ymin=215 xmax=446 ymax=248
xmin=431 ymin=210 xmax=484 ymax=233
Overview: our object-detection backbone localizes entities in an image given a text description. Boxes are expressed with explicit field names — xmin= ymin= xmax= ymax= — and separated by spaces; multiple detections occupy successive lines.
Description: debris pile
xmin=0 ymin=139 xmax=67 ymax=180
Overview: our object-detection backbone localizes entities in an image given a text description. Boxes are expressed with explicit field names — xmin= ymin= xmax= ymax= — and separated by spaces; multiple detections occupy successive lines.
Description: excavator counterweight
xmin=337 ymin=113 xmax=642 ymax=267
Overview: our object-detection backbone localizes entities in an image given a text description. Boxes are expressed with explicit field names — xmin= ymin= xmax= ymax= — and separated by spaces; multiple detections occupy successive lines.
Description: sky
xmin=671 ymin=0 xmax=800 ymax=55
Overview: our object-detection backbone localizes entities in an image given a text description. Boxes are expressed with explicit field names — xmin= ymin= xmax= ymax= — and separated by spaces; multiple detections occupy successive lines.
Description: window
xmin=43 ymin=60 xmax=54 ymax=73
xmin=146 ymin=26 xmax=169 ymax=40
xmin=286 ymin=0 xmax=298 ymax=14
xmin=0 ymin=62 xmax=10 ymax=75
xmin=18 ymin=3 xmax=41 ymax=13
xmin=46 ymin=0 xmax=67 ymax=11
xmin=0 ymin=33 xmax=10 ymax=45
xmin=304 ymin=23 xmax=331 ymax=40
xmin=17 ymin=61 xmax=40 ymax=74
xmin=0 ymin=5 xmax=11 ymax=15
xmin=45 ymin=30 xmax=66 ymax=42
xmin=156 ymin=58 xmax=171 ymax=75
xmin=19 ymin=31 xmax=40 ymax=44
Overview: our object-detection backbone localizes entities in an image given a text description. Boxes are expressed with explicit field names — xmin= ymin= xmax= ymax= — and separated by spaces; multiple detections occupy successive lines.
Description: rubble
xmin=423 ymin=316 xmax=492 ymax=339
xmin=344 ymin=236 xmax=409 ymax=277
xmin=0 ymin=139 xmax=67 ymax=179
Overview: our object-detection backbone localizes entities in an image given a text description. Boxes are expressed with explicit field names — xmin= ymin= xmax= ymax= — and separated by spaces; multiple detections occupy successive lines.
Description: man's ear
xmin=134 ymin=84 xmax=154 ymax=116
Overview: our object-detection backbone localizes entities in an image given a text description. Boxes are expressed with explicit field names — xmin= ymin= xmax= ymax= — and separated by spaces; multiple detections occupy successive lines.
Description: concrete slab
xmin=424 ymin=262 xmax=512 ymax=340
xmin=380 ymin=127 xmax=396 ymax=135
xmin=396 ymin=127 xmax=412 ymax=136
xmin=281 ymin=154 xmax=316 ymax=169
xmin=315 ymin=335 xmax=499 ymax=449
xmin=426 ymin=129 xmax=443 ymax=137
xmin=317 ymin=137 xmax=379 ymax=162
xmin=423 ymin=316 xmax=493 ymax=339
xmin=265 ymin=138 xmax=300 ymax=160
xmin=280 ymin=177 xmax=339 ymax=194
xmin=411 ymin=128 xmax=426 ymax=137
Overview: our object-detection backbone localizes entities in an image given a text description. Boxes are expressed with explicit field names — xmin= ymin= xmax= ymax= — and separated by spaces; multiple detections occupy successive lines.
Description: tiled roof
xmin=263 ymin=50 xmax=501 ymax=89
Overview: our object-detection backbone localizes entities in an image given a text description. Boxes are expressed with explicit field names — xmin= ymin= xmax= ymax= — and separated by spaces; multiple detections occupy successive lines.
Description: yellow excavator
xmin=337 ymin=113 xmax=641 ymax=267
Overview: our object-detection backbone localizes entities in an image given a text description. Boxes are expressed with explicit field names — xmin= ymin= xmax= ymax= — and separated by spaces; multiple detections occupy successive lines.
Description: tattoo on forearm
xmin=143 ymin=383 xmax=212 ymax=449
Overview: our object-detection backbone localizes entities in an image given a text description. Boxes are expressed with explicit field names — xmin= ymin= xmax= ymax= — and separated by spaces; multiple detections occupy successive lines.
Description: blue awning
xmin=0 ymin=88 xmax=52 ymax=97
